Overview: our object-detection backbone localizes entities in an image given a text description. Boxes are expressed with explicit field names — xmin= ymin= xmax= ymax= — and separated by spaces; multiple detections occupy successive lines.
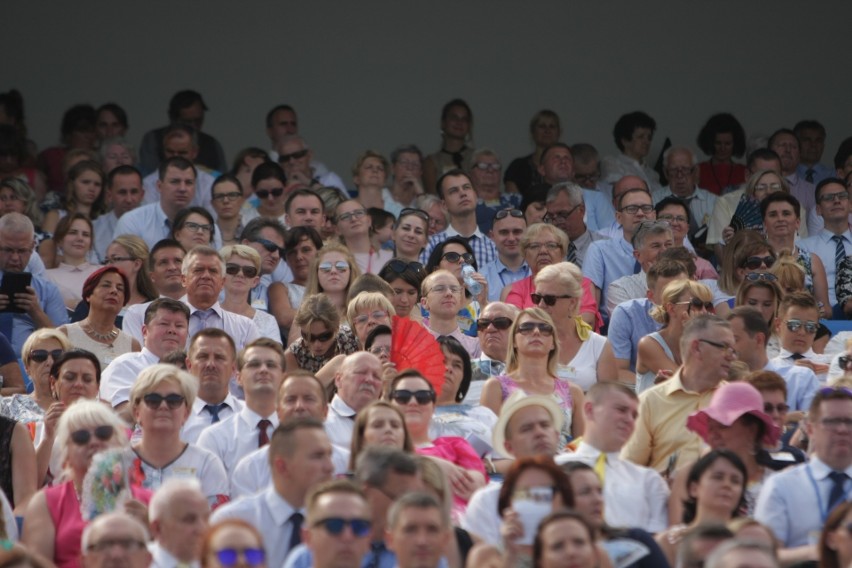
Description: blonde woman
xmin=219 ymin=245 xmax=280 ymax=341
xmin=304 ymin=242 xmax=362 ymax=322
xmin=636 ymin=280 xmax=714 ymax=392
xmin=104 ymin=235 xmax=158 ymax=307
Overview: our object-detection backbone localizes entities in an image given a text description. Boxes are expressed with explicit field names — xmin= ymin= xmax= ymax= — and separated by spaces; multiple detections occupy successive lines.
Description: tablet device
xmin=0 ymin=272 xmax=32 ymax=313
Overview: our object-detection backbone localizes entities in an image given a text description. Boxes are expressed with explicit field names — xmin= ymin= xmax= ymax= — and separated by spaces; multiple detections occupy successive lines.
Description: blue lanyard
xmin=806 ymin=464 xmax=852 ymax=523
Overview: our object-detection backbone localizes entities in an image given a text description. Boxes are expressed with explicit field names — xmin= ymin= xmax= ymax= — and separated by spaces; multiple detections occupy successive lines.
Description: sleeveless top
xmin=555 ymin=332 xmax=608 ymax=392
xmin=46 ymin=480 xmax=86 ymax=568
xmin=795 ymin=248 xmax=816 ymax=293
xmin=0 ymin=417 xmax=15 ymax=507
xmin=65 ymin=323 xmax=135 ymax=370
xmin=496 ymin=374 xmax=574 ymax=445
xmin=636 ymin=332 xmax=675 ymax=394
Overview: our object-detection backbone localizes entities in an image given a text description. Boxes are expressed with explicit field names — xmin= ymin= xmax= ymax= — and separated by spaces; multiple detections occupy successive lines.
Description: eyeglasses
xmin=399 ymin=208 xmax=430 ymax=223
xmin=818 ymin=190 xmax=850 ymax=204
xmin=70 ymin=425 xmax=115 ymax=445
xmin=741 ymin=256 xmax=776 ymax=270
xmin=391 ymin=389 xmax=436 ymax=405
xmin=764 ymin=402 xmax=790 ymax=414
xmin=255 ymin=187 xmax=284 ymax=200
xmin=477 ymin=317 xmax=513 ymax=330
xmin=29 ymin=348 xmax=64 ymax=363
xmin=676 ymin=298 xmax=715 ymax=313
xmin=279 ymin=148 xmax=309 ymax=163
xmin=212 ymin=191 xmax=243 ymax=202
xmin=755 ymin=182 xmax=783 ymax=193
xmin=214 ymin=548 xmax=266 ymax=567
xmin=473 ymin=162 xmax=501 ymax=172
xmin=441 ymin=251 xmax=474 ymax=264
xmin=353 ymin=310 xmax=389 ymax=326
xmin=181 ymin=221 xmax=212 ymax=234
xmin=840 ymin=356 xmax=852 ymax=370
xmin=429 ymin=284 xmax=462 ymax=295
xmin=619 ymin=204 xmax=655 ymax=215
xmin=819 ymin=417 xmax=852 ymax=429
xmin=531 ymin=293 xmax=571 ymax=306
xmin=657 ymin=214 xmax=688 ymax=224
xmin=252 ymin=238 xmax=285 ymax=256
xmin=142 ymin=393 xmax=186 ymax=409
xmin=102 ymin=256 xmax=134 ymax=265
xmin=526 ymin=242 xmax=562 ymax=252
xmin=665 ymin=166 xmax=695 ymax=178
xmin=369 ymin=345 xmax=391 ymax=357
xmin=784 ymin=319 xmax=818 ymax=334
xmin=225 ymin=264 xmax=259 ymax=278
xmin=86 ymin=538 xmax=147 ymax=553
xmin=0 ymin=246 xmax=32 ymax=257
xmin=337 ymin=209 xmax=367 ymax=223
xmin=386 ymin=259 xmax=425 ymax=274
xmin=494 ymin=208 xmax=524 ymax=220
xmin=516 ymin=321 xmax=554 ymax=336
xmin=697 ymin=338 xmax=737 ymax=356
xmin=745 ymin=272 xmax=778 ymax=282
xmin=544 ymin=205 xmax=582 ymax=224
xmin=302 ymin=329 xmax=335 ymax=343
xmin=312 ymin=517 xmax=372 ymax=537
xmin=318 ymin=260 xmax=350 ymax=273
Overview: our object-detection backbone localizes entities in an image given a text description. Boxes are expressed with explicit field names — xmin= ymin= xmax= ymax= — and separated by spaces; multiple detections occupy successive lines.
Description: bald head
xmin=612 ymin=175 xmax=649 ymax=208
xmin=334 ymin=351 xmax=383 ymax=411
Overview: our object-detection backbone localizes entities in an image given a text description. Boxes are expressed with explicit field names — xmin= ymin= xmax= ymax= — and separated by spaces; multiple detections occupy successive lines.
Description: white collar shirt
xmin=196 ymin=405 xmax=279 ymax=474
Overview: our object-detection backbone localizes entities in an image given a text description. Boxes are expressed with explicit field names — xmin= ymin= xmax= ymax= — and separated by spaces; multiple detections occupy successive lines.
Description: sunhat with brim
xmin=493 ymin=390 xmax=565 ymax=458
xmin=686 ymin=382 xmax=780 ymax=447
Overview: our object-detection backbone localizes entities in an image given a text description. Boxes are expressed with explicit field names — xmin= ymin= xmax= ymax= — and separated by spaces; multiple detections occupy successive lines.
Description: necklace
xmin=83 ymin=321 xmax=119 ymax=343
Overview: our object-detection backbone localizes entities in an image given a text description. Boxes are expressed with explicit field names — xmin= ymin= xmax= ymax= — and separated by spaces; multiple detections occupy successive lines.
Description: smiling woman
xmin=45 ymin=213 xmax=99 ymax=308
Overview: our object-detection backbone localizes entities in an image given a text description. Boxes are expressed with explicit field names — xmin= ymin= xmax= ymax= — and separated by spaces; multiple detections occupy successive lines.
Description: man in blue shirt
xmin=480 ymin=209 xmax=528 ymax=302
xmin=0 ymin=213 xmax=68 ymax=356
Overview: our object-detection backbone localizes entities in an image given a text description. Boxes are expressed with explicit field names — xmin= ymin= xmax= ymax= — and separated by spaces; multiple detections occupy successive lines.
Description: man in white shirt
xmin=606 ymin=219 xmax=673 ymax=314
xmin=771 ymin=292 xmax=831 ymax=382
xmin=211 ymin=417 xmax=335 ymax=568
xmin=556 ymin=382 xmax=669 ymax=532
xmin=93 ymin=165 xmax=145 ymax=262
xmin=198 ymin=338 xmax=283 ymax=473
xmin=651 ymin=147 xmax=717 ymax=240
xmin=326 ymin=352 xmax=384 ymax=451
xmin=114 ymin=156 xmax=197 ymax=249
xmin=141 ymin=124 xmax=216 ymax=211
xmin=148 ymin=478 xmax=209 ymax=568
xmin=756 ymin=387 xmax=852 ymax=549
xmin=182 ymin=328 xmax=243 ymax=443
xmin=480 ymin=209 xmax=528 ymax=301
xmin=122 ymin=239 xmax=186 ymax=343
xmin=544 ymin=182 xmax=609 ymax=268
xmin=469 ymin=302 xmax=519 ymax=402
xmin=101 ymin=298 xmax=190 ymax=413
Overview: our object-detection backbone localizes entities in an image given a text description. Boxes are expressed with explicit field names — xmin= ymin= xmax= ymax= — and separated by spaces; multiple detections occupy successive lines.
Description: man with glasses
xmin=803 ymin=178 xmax=852 ymax=316
xmin=420 ymin=270 xmax=481 ymax=359
xmin=544 ymin=182 xmax=608 ymax=268
xmin=275 ymin=135 xmax=347 ymax=194
xmin=94 ymin=165 xmax=145 ymax=262
xmin=771 ymin=292 xmax=831 ymax=381
xmin=469 ymin=148 xmax=520 ymax=233
xmin=757 ymin=386 xmax=852 ymax=548
xmin=651 ymin=147 xmax=716 ymax=240
xmin=606 ymin=220 xmax=673 ymax=314
xmin=623 ymin=315 xmax=734 ymax=473
xmin=212 ymin=417 xmax=335 ymax=568
xmin=325 ymin=352 xmax=384 ymax=451
xmin=470 ymin=302 xmax=519 ymax=400
xmin=480 ymin=208 xmax=529 ymax=300
xmin=0 ymin=213 xmax=67 ymax=357
xmin=81 ymin=511 xmax=152 ymax=568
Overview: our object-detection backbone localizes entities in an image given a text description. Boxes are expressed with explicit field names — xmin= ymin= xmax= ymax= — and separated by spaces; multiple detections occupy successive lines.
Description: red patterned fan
xmin=390 ymin=316 xmax=446 ymax=395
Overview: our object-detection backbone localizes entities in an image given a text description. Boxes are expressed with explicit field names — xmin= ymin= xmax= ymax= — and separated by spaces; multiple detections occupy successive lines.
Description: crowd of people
xmin=1 ymin=88 xmax=852 ymax=568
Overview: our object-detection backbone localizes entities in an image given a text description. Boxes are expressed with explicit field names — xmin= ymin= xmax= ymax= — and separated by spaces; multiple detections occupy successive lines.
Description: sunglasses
xmin=745 ymin=272 xmax=778 ymax=282
xmin=302 ymin=330 xmax=335 ymax=343
xmin=676 ymin=298 xmax=715 ymax=313
xmin=784 ymin=319 xmax=818 ymax=334
xmin=70 ymin=425 xmax=115 ymax=446
xmin=252 ymin=238 xmax=285 ymax=256
xmin=764 ymin=402 xmax=790 ymax=414
xmin=531 ymin=293 xmax=571 ymax=306
xmin=477 ymin=317 xmax=513 ymax=331
xmin=516 ymin=321 xmax=554 ymax=336
xmin=312 ymin=517 xmax=372 ymax=537
xmin=142 ymin=393 xmax=186 ymax=409
xmin=386 ymin=259 xmax=425 ymax=274
xmin=319 ymin=260 xmax=350 ymax=273
xmin=279 ymin=148 xmax=309 ymax=163
xmin=214 ymin=548 xmax=266 ymax=567
xmin=255 ymin=187 xmax=284 ymax=200
xmin=839 ymin=356 xmax=852 ymax=370
xmin=399 ymin=208 xmax=430 ymax=223
xmin=494 ymin=208 xmax=523 ymax=220
xmin=441 ymin=251 xmax=474 ymax=264
xmin=29 ymin=348 xmax=63 ymax=363
xmin=390 ymin=389 xmax=436 ymax=405
xmin=741 ymin=255 xmax=776 ymax=270
xmin=225 ymin=264 xmax=259 ymax=278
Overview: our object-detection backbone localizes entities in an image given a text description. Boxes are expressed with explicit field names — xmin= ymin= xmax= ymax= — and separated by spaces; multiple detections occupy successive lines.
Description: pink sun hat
xmin=686 ymin=382 xmax=781 ymax=447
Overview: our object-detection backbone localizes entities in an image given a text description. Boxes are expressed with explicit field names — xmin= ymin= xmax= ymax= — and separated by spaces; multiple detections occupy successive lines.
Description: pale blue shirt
xmin=92 ymin=211 xmax=118 ymax=263
xmin=184 ymin=299 xmax=260 ymax=352
xmin=582 ymin=188 xmax=616 ymax=232
xmin=797 ymin=162 xmax=835 ymax=187
xmin=113 ymin=203 xmax=172 ymax=250
xmin=480 ymin=258 xmax=529 ymax=302
xmin=583 ymin=236 xmax=637 ymax=318
xmin=607 ymin=298 xmax=660 ymax=371
xmin=801 ymin=229 xmax=852 ymax=306
xmin=763 ymin=359 xmax=820 ymax=411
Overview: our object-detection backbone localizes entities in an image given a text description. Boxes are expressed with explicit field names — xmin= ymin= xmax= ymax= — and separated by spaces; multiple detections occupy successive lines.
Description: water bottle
xmin=461 ymin=263 xmax=483 ymax=296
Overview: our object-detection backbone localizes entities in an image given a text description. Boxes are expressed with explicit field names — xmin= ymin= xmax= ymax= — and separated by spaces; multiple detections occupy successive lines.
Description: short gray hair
xmin=149 ymin=478 xmax=205 ymax=522
xmin=355 ymin=446 xmax=419 ymax=488
xmin=546 ymin=182 xmax=583 ymax=206
xmin=82 ymin=511 xmax=150 ymax=552
xmin=181 ymin=245 xmax=226 ymax=276
xmin=468 ymin=148 xmax=500 ymax=170
xmin=0 ymin=211 xmax=34 ymax=237
xmin=705 ymin=539 xmax=778 ymax=568
xmin=631 ymin=220 xmax=673 ymax=249
xmin=681 ymin=314 xmax=730 ymax=358
xmin=663 ymin=146 xmax=697 ymax=168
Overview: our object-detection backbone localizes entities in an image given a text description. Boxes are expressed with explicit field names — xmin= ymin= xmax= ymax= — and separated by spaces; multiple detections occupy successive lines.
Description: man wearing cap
xmin=622 ymin=315 xmax=734 ymax=473
xmin=461 ymin=390 xmax=564 ymax=545
xmin=756 ymin=387 xmax=852 ymax=553
xmin=556 ymin=382 xmax=670 ymax=532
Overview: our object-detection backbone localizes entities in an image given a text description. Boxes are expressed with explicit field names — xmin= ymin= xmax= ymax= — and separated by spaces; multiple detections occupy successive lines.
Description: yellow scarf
xmin=574 ymin=316 xmax=592 ymax=341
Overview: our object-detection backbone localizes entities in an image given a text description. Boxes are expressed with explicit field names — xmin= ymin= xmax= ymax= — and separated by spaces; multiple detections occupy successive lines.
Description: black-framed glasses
xmin=676 ymin=298 xmax=715 ymax=313
xmin=312 ymin=517 xmax=372 ymax=537
xmin=391 ymin=389 xmax=436 ymax=405
xmin=399 ymin=208 xmax=430 ymax=223
xmin=336 ymin=209 xmax=367 ymax=223
xmin=657 ymin=213 xmax=688 ymax=225
xmin=818 ymin=190 xmax=850 ymax=204
xmin=494 ymin=208 xmax=523 ymax=220
xmin=182 ymin=221 xmax=213 ymax=233
xmin=619 ymin=204 xmax=654 ymax=215
xmin=477 ymin=317 xmax=513 ymax=331
xmin=839 ymin=356 xmax=852 ymax=370
xmin=142 ymin=393 xmax=186 ymax=409
xmin=302 ymin=330 xmax=335 ymax=343
xmin=279 ymin=148 xmax=309 ymax=163
xmin=255 ymin=187 xmax=284 ymax=200
xmin=744 ymin=272 xmax=777 ymax=282
xmin=543 ymin=204 xmax=582 ymax=224
xmin=516 ymin=321 xmax=554 ymax=336
xmin=764 ymin=402 xmax=790 ymax=414
xmin=102 ymin=256 xmax=134 ymax=265
xmin=212 ymin=191 xmax=243 ymax=202
xmin=697 ymin=338 xmax=737 ymax=356
xmin=70 ymin=425 xmax=115 ymax=446
xmin=252 ymin=238 xmax=285 ymax=256
xmin=386 ymin=259 xmax=425 ymax=274
xmin=225 ymin=264 xmax=259 ymax=278
xmin=441 ymin=251 xmax=474 ymax=264
xmin=665 ymin=166 xmax=695 ymax=178
xmin=741 ymin=256 xmax=776 ymax=270
xmin=214 ymin=548 xmax=266 ymax=567
xmin=318 ymin=260 xmax=350 ymax=273
xmin=784 ymin=319 xmax=818 ymax=334
xmin=531 ymin=293 xmax=571 ymax=306
xmin=29 ymin=348 xmax=63 ymax=363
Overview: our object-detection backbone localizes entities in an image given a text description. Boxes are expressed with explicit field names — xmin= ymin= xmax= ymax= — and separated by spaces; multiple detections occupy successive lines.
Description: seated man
xmin=275 ymin=135 xmax=346 ymax=194
xmin=606 ymin=219 xmax=673 ymax=314
xmin=470 ymin=148 xmax=521 ymax=233
xmin=771 ymin=291 xmax=831 ymax=382
xmin=148 ymin=478 xmax=209 ymax=568
xmin=325 ymin=352 xmax=383 ymax=451
xmin=651 ymin=147 xmax=717 ymax=242
xmin=420 ymin=269 xmax=481 ymax=359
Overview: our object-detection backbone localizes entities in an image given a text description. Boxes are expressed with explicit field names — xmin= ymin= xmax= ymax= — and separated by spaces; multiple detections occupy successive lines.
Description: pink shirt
xmin=505 ymin=275 xmax=603 ymax=331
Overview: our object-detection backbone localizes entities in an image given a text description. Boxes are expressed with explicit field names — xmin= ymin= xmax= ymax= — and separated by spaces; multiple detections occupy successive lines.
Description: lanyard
xmin=806 ymin=463 xmax=852 ymax=523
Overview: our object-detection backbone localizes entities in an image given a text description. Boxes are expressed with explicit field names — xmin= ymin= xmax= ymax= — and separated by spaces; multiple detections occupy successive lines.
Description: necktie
xmin=633 ymin=259 xmax=642 ymax=274
xmin=806 ymin=168 xmax=816 ymax=183
xmin=828 ymin=471 xmax=849 ymax=512
xmin=566 ymin=241 xmax=578 ymax=264
xmin=203 ymin=403 xmax=227 ymax=423
xmin=257 ymin=419 xmax=272 ymax=447
xmin=594 ymin=452 xmax=607 ymax=484
xmin=367 ymin=542 xmax=386 ymax=568
xmin=790 ymin=353 xmax=806 ymax=361
xmin=832 ymin=235 xmax=846 ymax=273
xmin=289 ymin=512 xmax=304 ymax=551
